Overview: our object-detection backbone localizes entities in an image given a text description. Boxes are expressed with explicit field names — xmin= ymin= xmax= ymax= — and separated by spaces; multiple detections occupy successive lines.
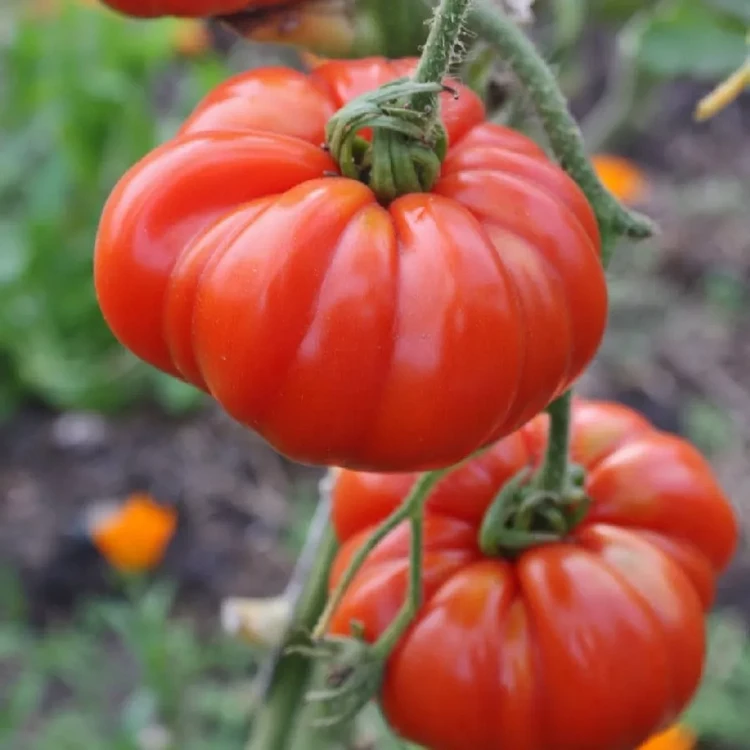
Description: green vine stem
xmin=296 ymin=465 xmax=459 ymax=734
xmin=465 ymin=2 xmax=660 ymax=500
xmin=312 ymin=468 xmax=450 ymax=641
xmin=370 ymin=507 xmax=426 ymax=660
xmin=467 ymin=0 xmax=655 ymax=251
xmin=323 ymin=0 xmax=473 ymax=203
xmin=411 ymin=0 xmax=473 ymax=118
xmin=537 ymin=390 xmax=573 ymax=494
xmin=246 ymin=482 xmax=339 ymax=750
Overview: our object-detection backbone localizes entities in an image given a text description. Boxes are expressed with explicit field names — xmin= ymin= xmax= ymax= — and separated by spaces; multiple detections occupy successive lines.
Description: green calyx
xmin=291 ymin=629 xmax=385 ymax=730
xmin=478 ymin=464 xmax=590 ymax=557
xmin=325 ymin=78 xmax=451 ymax=204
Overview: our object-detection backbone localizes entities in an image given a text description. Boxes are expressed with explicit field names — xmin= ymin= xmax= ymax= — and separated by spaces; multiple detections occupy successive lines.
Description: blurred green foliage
xmin=547 ymin=0 xmax=749 ymax=78
xmin=638 ymin=0 xmax=749 ymax=79
xmin=0 ymin=571 xmax=257 ymax=750
xmin=0 ymin=567 xmax=421 ymax=749
xmin=2 ymin=562 xmax=750 ymax=749
xmin=541 ymin=0 xmax=750 ymax=162
xmin=0 ymin=1 xmax=229 ymax=417
xmin=685 ymin=613 xmax=750 ymax=747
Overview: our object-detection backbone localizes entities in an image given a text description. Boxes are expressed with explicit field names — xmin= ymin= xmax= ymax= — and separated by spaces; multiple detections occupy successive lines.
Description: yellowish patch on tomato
xmin=299 ymin=50 xmax=329 ymax=70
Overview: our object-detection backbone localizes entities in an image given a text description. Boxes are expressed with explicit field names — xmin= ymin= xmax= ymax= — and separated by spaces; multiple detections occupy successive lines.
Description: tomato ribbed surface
xmin=95 ymin=58 xmax=607 ymax=470
xmin=328 ymin=399 xmax=738 ymax=749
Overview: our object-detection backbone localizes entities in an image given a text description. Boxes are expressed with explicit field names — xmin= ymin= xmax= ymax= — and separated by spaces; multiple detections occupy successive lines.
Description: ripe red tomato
xmin=95 ymin=59 xmax=607 ymax=471
xmin=98 ymin=0 xmax=270 ymax=18
xmin=329 ymin=399 xmax=738 ymax=750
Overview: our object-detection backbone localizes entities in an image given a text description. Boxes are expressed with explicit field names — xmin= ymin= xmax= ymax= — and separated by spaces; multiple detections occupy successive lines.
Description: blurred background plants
xmin=0 ymin=0 xmax=227 ymax=417
xmin=0 ymin=0 xmax=749 ymax=748
xmin=0 ymin=0 xmax=747 ymax=417
xmin=541 ymin=0 xmax=749 ymax=151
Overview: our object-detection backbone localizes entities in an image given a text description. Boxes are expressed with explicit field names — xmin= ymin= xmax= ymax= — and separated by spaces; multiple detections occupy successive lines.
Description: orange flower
xmin=638 ymin=725 xmax=696 ymax=750
xmin=591 ymin=153 xmax=648 ymax=204
xmin=89 ymin=493 xmax=179 ymax=573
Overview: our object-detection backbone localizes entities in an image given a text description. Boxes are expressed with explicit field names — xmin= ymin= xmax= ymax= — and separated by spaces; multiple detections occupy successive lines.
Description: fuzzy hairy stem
xmin=468 ymin=0 xmax=655 ymax=246
xmin=411 ymin=0 xmax=473 ymax=117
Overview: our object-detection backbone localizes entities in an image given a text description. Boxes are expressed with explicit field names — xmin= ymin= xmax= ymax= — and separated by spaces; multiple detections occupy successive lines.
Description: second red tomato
xmin=329 ymin=399 xmax=738 ymax=750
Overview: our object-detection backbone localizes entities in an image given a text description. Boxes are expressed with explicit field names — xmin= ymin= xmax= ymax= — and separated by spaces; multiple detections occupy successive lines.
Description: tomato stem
xmin=311 ymin=468 xmax=450 ymax=641
xmin=410 ymin=0 xmax=473 ymax=119
xmin=246 ymin=488 xmax=339 ymax=750
xmin=467 ymin=1 xmax=655 ymax=250
xmin=324 ymin=0 xmax=472 ymax=203
xmin=537 ymin=390 xmax=573 ymax=494
xmin=372 ymin=511 xmax=425 ymax=659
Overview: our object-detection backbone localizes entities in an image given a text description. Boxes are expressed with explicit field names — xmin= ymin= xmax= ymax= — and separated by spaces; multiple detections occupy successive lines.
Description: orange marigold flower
xmin=638 ymin=725 xmax=696 ymax=750
xmin=591 ymin=153 xmax=648 ymax=204
xmin=90 ymin=493 xmax=178 ymax=573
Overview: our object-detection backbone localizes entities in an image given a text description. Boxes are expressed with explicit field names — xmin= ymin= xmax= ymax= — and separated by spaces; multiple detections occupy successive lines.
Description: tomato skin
xmin=99 ymin=0 xmax=273 ymax=18
xmin=328 ymin=399 xmax=738 ymax=750
xmin=96 ymin=59 xmax=607 ymax=471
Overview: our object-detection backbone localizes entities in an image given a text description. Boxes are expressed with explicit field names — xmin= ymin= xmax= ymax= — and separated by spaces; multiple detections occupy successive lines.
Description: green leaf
xmin=0 ymin=221 xmax=27 ymax=285
xmin=682 ymin=398 xmax=735 ymax=456
xmin=705 ymin=0 xmax=750 ymax=23
xmin=0 ymin=0 xmax=233 ymax=413
xmin=639 ymin=2 xmax=748 ymax=78
xmin=683 ymin=613 xmax=750 ymax=743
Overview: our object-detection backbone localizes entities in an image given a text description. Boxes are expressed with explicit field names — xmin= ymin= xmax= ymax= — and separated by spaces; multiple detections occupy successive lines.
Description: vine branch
xmin=537 ymin=390 xmax=573 ymax=494
xmin=246 ymin=480 xmax=338 ymax=750
xmin=468 ymin=0 xmax=655 ymax=244
xmin=411 ymin=0 xmax=473 ymax=117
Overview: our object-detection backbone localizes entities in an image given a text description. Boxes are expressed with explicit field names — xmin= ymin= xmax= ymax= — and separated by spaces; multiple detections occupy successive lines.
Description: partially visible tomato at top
xmin=98 ymin=0 xmax=270 ymax=18
xmin=95 ymin=58 xmax=608 ymax=471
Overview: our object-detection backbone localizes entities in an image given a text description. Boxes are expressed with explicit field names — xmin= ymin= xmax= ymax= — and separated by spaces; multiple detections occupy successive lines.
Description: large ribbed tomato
xmin=328 ymin=399 xmax=738 ymax=750
xmin=98 ymin=0 xmax=269 ymax=18
xmin=95 ymin=58 xmax=607 ymax=471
